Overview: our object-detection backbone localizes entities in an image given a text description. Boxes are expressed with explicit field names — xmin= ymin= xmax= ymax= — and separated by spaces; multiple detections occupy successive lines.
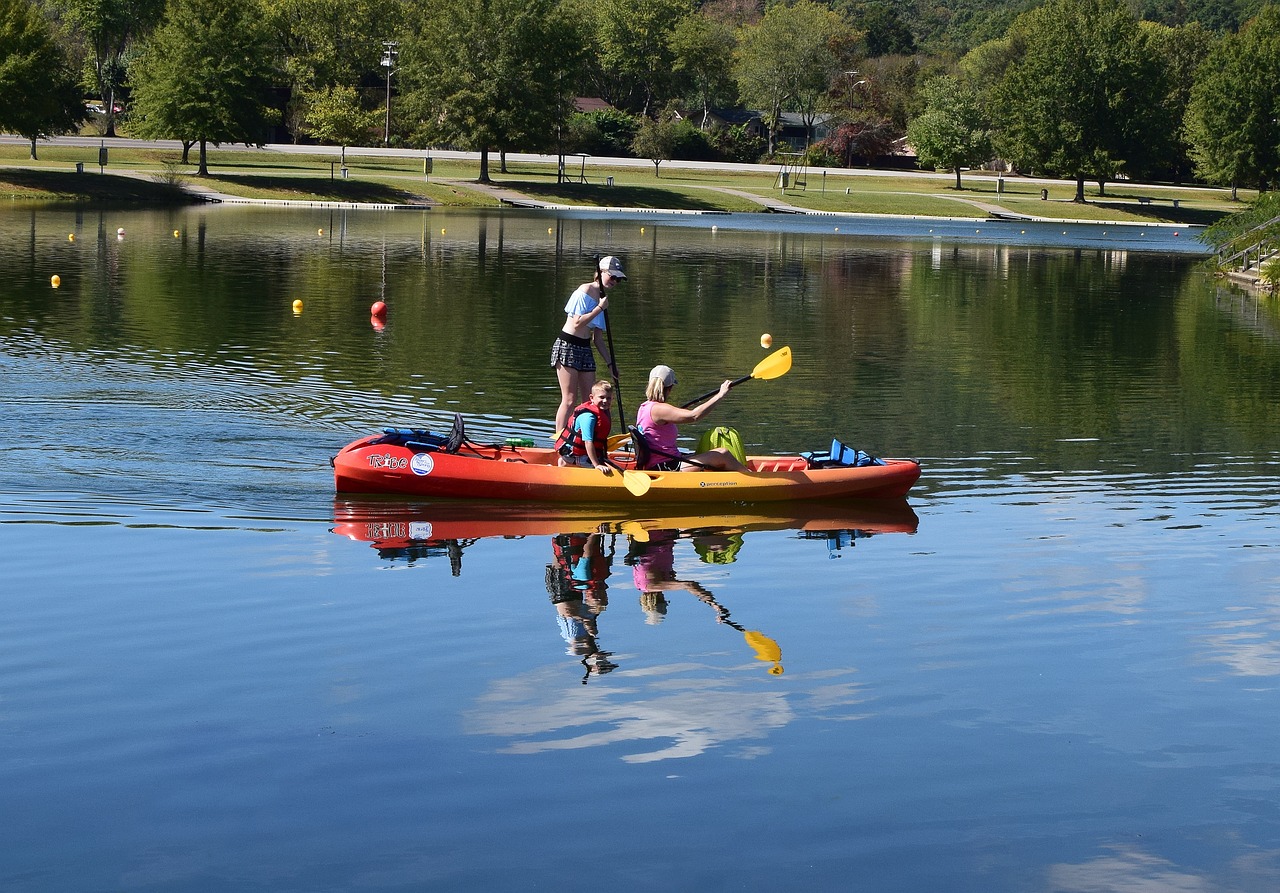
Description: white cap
xmin=649 ymin=365 xmax=677 ymax=387
xmin=598 ymin=256 xmax=626 ymax=279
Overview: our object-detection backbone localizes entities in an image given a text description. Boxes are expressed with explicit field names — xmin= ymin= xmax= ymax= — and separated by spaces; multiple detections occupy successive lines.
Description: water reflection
xmin=627 ymin=528 xmax=784 ymax=675
xmin=331 ymin=497 xmax=920 ymax=572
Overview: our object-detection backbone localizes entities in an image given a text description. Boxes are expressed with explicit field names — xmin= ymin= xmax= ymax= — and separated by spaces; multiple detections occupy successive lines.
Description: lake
xmin=2 ymin=204 xmax=1278 ymax=892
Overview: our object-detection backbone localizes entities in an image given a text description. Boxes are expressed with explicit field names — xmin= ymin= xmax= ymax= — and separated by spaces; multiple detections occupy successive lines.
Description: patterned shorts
xmin=550 ymin=333 xmax=595 ymax=372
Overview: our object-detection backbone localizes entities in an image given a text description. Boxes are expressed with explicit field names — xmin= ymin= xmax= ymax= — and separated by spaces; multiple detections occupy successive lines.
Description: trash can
xmin=780 ymin=172 xmax=790 ymax=188
xmin=75 ymin=162 xmax=84 ymax=173
xmin=341 ymin=167 xmax=349 ymax=179
xmin=997 ymin=177 xmax=1004 ymax=194
xmin=1040 ymin=188 xmax=1048 ymax=200
xmin=606 ymin=176 xmax=614 ymax=187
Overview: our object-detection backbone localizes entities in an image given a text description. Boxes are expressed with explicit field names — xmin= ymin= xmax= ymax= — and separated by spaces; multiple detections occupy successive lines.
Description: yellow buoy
xmin=173 ymin=230 xmax=180 ymax=238
xmin=51 ymin=275 xmax=61 ymax=288
xmin=441 ymin=229 xmax=446 ymax=235
xmin=760 ymin=333 xmax=772 ymax=349
xmin=68 ymin=233 xmax=75 ymax=242
xmin=292 ymin=299 xmax=303 ymax=312
xmin=318 ymin=228 xmax=324 ymax=235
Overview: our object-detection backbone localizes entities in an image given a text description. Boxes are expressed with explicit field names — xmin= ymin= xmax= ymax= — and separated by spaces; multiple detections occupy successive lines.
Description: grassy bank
xmin=0 ymin=142 xmax=1245 ymax=224
xmin=0 ymin=166 xmax=198 ymax=205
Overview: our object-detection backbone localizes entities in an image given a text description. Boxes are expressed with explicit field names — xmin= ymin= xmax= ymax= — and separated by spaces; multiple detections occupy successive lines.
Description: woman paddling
xmin=551 ymin=256 xmax=625 ymax=436
xmin=634 ymin=365 xmax=748 ymax=472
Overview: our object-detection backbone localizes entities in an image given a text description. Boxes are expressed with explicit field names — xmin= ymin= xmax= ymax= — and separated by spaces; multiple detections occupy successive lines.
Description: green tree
xmin=1136 ymin=21 xmax=1213 ymax=183
xmin=590 ymin=0 xmax=693 ymax=116
xmin=128 ymin=0 xmax=278 ymax=176
xmin=632 ymin=114 xmax=680 ymax=175
xmin=994 ymin=0 xmax=1163 ymax=201
xmin=303 ymin=85 xmax=381 ymax=164
xmin=907 ymin=75 xmax=992 ymax=189
xmin=55 ymin=0 xmax=165 ymax=137
xmin=0 ymin=0 xmax=86 ymax=159
xmin=668 ymin=12 xmax=737 ymax=129
xmin=734 ymin=0 xmax=855 ymax=154
xmin=1185 ymin=4 xmax=1280 ymax=196
xmin=262 ymin=0 xmax=403 ymax=91
xmin=399 ymin=0 xmax=583 ymax=182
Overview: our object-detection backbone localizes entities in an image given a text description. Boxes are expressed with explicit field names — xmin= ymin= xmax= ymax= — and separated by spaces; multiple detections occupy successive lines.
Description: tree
xmin=128 ymin=0 xmax=278 ymax=176
xmin=303 ymin=85 xmax=381 ymax=164
xmin=0 ymin=0 xmax=87 ymax=158
xmin=734 ymin=0 xmax=855 ymax=154
xmin=398 ymin=0 xmax=583 ymax=183
xmin=993 ymin=0 xmax=1164 ymax=202
xmin=1185 ymin=5 xmax=1280 ymax=196
xmin=55 ymin=0 xmax=165 ymax=137
xmin=591 ymin=0 xmax=693 ymax=116
xmin=261 ymin=0 xmax=403 ymax=92
xmin=907 ymin=75 xmax=992 ymax=188
xmin=632 ymin=114 xmax=680 ymax=175
xmin=668 ymin=12 xmax=737 ymax=129
xmin=1136 ymin=21 xmax=1213 ymax=183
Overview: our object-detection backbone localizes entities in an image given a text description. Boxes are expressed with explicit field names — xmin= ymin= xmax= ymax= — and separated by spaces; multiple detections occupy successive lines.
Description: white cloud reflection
xmin=1046 ymin=846 xmax=1214 ymax=892
xmin=463 ymin=665 xmax=868 ymax=763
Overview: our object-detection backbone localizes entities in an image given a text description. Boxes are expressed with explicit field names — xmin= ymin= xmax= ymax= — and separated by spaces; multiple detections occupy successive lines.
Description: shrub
xmin=710 ymin=124 xmax=767 ymax=164
xmin=566 ymin=110 xmax=640 ymax=157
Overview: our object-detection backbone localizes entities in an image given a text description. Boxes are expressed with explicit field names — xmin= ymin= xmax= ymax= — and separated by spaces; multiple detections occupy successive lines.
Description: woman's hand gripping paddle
xmin=680 ymin=346 xmax=792 ymax=409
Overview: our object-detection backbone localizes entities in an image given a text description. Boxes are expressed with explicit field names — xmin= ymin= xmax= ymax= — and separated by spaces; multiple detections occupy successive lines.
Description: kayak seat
xmin=444 ymin=413 xmax=465 ymax=454
xmin=628 ymin=426 xmax=653 ymax=470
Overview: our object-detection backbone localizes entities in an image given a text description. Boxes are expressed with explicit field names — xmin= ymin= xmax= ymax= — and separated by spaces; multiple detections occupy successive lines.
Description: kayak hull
xmin=332 ymin=434 xmax=920 ymax=503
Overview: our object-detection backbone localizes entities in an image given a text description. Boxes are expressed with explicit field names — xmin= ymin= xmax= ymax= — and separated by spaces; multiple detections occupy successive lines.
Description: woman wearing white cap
xmin=551 ymin=256 xmax=626 ymax=435
xmin=634 ymin=365 xmax=748 ymax=472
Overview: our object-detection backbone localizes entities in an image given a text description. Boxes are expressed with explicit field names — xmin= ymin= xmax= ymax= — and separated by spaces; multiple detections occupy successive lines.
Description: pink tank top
xmin=636 ymin=401 xmax=679 ymax=469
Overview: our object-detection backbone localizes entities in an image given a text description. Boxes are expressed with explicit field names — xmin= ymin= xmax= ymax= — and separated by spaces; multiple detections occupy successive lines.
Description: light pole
xmin=843 ymin=71 xmax=868 ymax=168
xmin=381 ymin=41 xmax=399 ymax=146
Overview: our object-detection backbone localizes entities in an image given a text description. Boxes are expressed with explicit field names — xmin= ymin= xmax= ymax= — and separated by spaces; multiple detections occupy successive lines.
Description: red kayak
xmin=333 ymin=422 xmax=920 ymax=504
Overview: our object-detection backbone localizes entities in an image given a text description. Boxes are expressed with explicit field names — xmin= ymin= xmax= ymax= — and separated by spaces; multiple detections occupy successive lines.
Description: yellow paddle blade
xmin=744 ymin=629 xmax=781 ymax=663
xmin=751 ymin=345 xmax=791 ymax=381
xmin=618 ymin=521 xmax=650 ymax=542
xmin=606 ymin=433 xmax=632 ymax=451
xmin=622 ymin=469 xmax=651 ymax=496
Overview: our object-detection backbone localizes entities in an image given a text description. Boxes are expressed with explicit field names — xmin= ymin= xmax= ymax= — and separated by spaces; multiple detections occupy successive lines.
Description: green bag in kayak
xmin=695 ymin=426 xmax=746 ymax=465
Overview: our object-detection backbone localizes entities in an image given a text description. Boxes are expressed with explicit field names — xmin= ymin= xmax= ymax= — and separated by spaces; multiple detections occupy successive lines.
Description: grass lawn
xmin=0 ymin=142 xmax=1248 ymax=225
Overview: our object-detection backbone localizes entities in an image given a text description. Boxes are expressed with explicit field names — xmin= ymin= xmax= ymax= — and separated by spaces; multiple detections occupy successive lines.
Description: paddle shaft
xmin=601 ymin=309 xmax=624 ymax=426
xmin=680 ymin=373 xmax=752 ymax=409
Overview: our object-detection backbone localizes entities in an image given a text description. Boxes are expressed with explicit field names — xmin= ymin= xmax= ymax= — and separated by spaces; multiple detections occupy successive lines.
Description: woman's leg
xmin=554 ymin=364 xmax=577 ymax=434
xmin=555 ymin=365 xmax=596 ymax=434
xmin=683 ymin=447 xmax=748 ymax=473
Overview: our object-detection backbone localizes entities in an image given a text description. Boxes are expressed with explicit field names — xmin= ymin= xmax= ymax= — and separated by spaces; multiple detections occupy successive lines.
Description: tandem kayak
xmin=332 ymin=421 xmax=920 ymax=504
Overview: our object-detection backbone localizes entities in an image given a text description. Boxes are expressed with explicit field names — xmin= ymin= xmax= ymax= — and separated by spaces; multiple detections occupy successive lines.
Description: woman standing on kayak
xmin=551 ymin=256 xmax=625 ymax=436
xmin=634 ymin=364 xmax=748 ymax=472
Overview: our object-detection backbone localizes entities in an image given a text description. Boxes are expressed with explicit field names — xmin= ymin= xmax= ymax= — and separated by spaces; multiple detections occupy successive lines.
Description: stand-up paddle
xmin=600 ymin=308 xmax=650 ymax=497
xmin=602 ymin=309 xmax=624 ymax=425
xmin=680 ymin=346 xmax=792 ymax=408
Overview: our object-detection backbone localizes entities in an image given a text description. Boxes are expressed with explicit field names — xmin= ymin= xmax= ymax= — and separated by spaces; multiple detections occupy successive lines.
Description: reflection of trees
xmin=9 ymin=208 xmax=1280 ymax=469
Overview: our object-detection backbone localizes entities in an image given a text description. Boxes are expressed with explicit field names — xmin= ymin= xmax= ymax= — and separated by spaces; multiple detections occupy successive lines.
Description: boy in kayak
xmin=635 ymin=365 xmax=747 ymax=472
xmin=555 ymin=380 xmax=615 ymax=473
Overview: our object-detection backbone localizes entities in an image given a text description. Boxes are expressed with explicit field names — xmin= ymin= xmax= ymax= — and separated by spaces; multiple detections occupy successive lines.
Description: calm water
xmin=2 ymin=205 xmax=1279 ymax=892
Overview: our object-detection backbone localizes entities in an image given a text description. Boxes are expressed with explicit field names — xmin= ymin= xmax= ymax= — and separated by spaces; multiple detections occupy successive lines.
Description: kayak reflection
xmin=331 ymin=498 xmax=920 ymax=573
xmin=332 ymin=498 xmax=918 ymax=681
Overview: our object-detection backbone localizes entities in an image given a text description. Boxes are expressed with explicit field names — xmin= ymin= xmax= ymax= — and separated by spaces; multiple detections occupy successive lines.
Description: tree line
xmin=1 ymin=0 xmax=1278 ymax=198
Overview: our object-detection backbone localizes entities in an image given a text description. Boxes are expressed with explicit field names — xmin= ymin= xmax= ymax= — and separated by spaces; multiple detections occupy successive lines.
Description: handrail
xmin=1216 ymin=214 xmax=1280 ymax=270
